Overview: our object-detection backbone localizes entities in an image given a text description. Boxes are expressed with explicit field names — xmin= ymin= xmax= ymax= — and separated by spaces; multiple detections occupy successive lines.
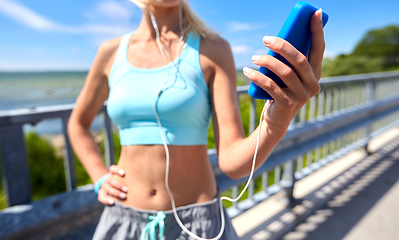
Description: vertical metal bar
xmin=249 ymin=97 xmax=256 ymax=133
xmin=0 ymin=125 xmax=31 ymax=206
xmin=282 ymin=160 xmax=296 ymax=207
xmin=262 ymin=172 xmax=269 ymax=192
xmin=309 ymin=96 xmax=316 ymax=120
xmin=248 ymin=179 xmax=255 ymax=201
xmin=334 ymin=85 xmax=339 ymax=112
xmin=275 ymin=165 xmax=281 ymax=185
xmin=62 ymin=117 xmax=77 ymax=191
xmin=326 ymin=86 xmax=332 ymax=114
xmin=364 ymin=80 xmax=376 ymax=153
xmin=103 ymin=110 xmax=115 ymax=168
xmin=232 ymin=185 xmax=239 ymax=208
xmin=317 ymin=87 xmax=325 ymax=117
xmin=340 ymin=85 xmax=346 ymax=110
xmin=299 ymin=104 xmax=306 ymax=122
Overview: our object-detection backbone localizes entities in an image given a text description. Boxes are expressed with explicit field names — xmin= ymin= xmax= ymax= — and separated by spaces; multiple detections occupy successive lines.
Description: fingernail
xmin=120 ymin=193 xmax=126 ymax=199
xmin=252 ymin=55 xmax=261 ymax=63
xmin=109 ymin=199 xmax=115 ymax=204
xmin=243 ymin=67 xmax=251 ymax=74
xmin=119 ymin=170 xmax=124 ymax=176
xmin=263 ymin=36 xmax=275 ymax=46
xmin=318 ymin=8 xmax=323 ymax=22
xmin=122 ymin=186 xmax=128 ymax=192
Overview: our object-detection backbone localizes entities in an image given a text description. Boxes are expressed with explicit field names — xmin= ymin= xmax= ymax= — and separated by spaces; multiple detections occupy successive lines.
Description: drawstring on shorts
xmin=140 ymin=211 xmax=166 ymax=240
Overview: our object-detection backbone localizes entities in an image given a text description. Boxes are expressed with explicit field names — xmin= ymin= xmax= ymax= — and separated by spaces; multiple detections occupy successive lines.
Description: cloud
xmin=254 ymin=48 xmax=269 ymax=55
xmin=225 ymin=21 xmax=268 ymax=33
xmin=232 ymin=45 xmax=252 ymax=54
xmin=0 ymin=0 xmax=135 ymax=36
xmin=84 ymin=1 xmax=134 ymax=22
xmin=0 ymin=0 xmax=57 ymax=31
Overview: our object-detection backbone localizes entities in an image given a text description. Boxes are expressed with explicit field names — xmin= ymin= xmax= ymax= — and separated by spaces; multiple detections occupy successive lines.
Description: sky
xmin=0 ymin=0 xmax=398 ymax=71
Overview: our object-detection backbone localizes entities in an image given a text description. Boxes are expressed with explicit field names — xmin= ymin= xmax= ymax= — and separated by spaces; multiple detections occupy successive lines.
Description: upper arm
xmin=202 ymin=36 xmax=245 ymax=153
xmin=69 ymin=38 xmax=121 ymax=129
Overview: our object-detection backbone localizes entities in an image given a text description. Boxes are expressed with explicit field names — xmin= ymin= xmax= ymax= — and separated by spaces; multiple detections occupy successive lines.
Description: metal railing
xmin=1 ymin=70 xmax=399 ymax=239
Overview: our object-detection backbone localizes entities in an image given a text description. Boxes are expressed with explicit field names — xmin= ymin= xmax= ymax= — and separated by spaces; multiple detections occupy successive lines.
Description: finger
xmin=98 ymin=188 xmax=115 ymax=205
xmin=102 ymin=182 xmax=127 ymax=200
xmin=251 ymin=54 xmax=307 ymax=97
xmin=308 ymin=8 xmax=325 ymax=80
xmin=243 ymin=67 xmax=286 ymax=102
xmin=262 ymin=36 xmax=315 ymax=88
xmin=109 ymin=165 xmax=125 ymax=177
xmin=107 ymin=176 xmax=128 ymax=193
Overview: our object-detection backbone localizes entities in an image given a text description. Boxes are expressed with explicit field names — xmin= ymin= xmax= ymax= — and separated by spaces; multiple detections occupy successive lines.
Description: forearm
xmin=68 ymin=121 xmax=108 ymax=183
xmin=219 ymin=119 xmax=287 ymax=180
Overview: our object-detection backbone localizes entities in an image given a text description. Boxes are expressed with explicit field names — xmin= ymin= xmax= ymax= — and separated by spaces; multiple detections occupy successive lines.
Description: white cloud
xmin=232 ymin=45 xmax=252 ymax=54
xmin=95 ymin=1 xmax=133 ymax=21
xmin=225 ymin=21 xmax=268 ymax=33
xmin=0 ymin=0 xmax=56 ymax=31
xmin=254 ymin=48 xmax=269 ymax=55
xmin=0 ymin=0 xmax=135 ymax=37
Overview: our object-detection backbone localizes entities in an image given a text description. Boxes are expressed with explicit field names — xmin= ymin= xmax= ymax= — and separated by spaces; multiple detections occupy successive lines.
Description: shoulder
xmin=93 ymin=36 xmax=124 ymax=78
xmin=200 ymin=34 xmax=233 ymax=65
xmin=97 ymin=36 xmax=123 ymax=61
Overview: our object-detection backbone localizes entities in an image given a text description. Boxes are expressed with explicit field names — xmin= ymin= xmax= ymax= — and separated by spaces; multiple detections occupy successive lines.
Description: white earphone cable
xmin=149 ymin=5 xmax=270 ymax=239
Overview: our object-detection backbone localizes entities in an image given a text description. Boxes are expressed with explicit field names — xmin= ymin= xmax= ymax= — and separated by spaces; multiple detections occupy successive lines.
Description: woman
xmin=67 ymin=0 xmax=325 ymax=239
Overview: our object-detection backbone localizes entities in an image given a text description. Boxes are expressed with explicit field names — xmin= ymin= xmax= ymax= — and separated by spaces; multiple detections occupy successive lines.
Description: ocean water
xmin=0 ymin=72 xmax=105 ymax=135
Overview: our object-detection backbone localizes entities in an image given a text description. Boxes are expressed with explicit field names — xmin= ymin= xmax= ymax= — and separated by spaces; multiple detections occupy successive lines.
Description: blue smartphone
xmin=248 ymin=1 xmax=329 ymax=100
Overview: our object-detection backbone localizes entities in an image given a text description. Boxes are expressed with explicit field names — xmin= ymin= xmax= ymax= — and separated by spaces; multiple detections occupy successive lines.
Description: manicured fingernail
xmin=263 ymin=36 xmax=275 ymax=46
xmin=122 ymin=186 xmax=128 ymax=192
xmin=243 ymin=67 xmax=251 ymax=74
xmin=109 ymin=199 xmax=115 ymax=204
xmin=252 ymin=55 xmax=261 ymax=62
xmin=318 ymin=8 xmax=323 ymax=22
xmin=119 ymin=170 xmax=124 ymax=176
xmin=120 ymin=193 xmax=126 ymax=199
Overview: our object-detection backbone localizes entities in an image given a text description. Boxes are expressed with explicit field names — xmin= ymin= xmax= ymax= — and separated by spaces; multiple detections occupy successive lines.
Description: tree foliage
xmin=322 ymin=25 xmax=399 ymax=77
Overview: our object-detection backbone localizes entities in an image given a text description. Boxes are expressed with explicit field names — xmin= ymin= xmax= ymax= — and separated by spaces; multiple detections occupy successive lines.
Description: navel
xmin=150 ymin=189 xmax=157 ymax=196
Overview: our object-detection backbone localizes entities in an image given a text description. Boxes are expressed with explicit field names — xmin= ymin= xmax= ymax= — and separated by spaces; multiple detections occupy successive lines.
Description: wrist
xmin=262 ymin=118 xmax=288 ymax=140
xmin=94 ymin=173 xmax=110 ymax=194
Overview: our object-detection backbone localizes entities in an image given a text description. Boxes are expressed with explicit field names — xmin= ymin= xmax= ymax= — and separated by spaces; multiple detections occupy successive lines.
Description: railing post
xmin=103 ymin=110 xmax=115 ymax=168
xmin=62 ymin=117 xmax=76 ymax=191
xmin=282 ymin=159 xmax=297 ymax=207
xmin=364 ymin=80 xmax=377 ymax=154
xmin=0 ymin=125 xmax=32 ymax=206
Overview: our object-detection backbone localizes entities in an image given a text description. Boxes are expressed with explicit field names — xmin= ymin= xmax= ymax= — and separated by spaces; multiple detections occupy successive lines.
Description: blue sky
xmin=0 ymin=0 xmax=398 ymax=71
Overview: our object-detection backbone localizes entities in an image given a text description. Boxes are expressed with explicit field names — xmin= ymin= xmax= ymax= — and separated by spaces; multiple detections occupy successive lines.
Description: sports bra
xmin=106 ymin=31 xmax=211 ymax=145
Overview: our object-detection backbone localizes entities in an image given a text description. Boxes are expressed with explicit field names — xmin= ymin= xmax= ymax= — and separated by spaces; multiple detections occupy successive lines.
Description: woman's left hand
xmin=243 ymin=9 xmax=325 ymax=134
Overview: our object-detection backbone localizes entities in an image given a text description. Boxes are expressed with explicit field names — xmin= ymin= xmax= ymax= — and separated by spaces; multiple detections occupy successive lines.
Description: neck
xmin=136 ymin=4 xmax=182 ymax=39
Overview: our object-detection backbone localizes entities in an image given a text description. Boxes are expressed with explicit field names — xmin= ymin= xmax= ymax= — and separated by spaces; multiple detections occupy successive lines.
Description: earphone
xmin=148 ymin=4 xmax=270 ymax=240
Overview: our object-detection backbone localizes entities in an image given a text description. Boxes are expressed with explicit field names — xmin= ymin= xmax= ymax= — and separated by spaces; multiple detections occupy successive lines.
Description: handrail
xmin=1 ymin=70 xmax=399 ymax=239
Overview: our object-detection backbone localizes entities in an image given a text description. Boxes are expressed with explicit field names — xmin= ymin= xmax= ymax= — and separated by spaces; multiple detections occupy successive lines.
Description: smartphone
xmin=248 ymin=1 xmax=329 ymax=100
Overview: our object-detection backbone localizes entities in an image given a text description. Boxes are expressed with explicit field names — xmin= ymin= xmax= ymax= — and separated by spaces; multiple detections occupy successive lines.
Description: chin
xmin=148 ymin=0 xmax=183 ymax=8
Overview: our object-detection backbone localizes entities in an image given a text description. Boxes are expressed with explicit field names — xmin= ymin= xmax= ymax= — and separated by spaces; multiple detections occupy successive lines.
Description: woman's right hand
xmin=97 ymin=165 xmax=128 ymax=205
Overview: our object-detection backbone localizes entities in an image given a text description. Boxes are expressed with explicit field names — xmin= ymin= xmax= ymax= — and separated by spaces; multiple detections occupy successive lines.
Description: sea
xmin=0 ymin=71 xmax=105 ymax=135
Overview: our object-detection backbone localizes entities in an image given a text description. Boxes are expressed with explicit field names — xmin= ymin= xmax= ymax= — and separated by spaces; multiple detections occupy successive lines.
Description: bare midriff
xmin=111 ymin=144 xmax=218 ymax=211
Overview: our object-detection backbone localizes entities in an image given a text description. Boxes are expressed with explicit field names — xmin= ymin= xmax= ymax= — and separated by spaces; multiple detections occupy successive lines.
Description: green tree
xmin=352 ymin=25 xmax=399 ymax=67
xmin=25 ymin=131 xmax=66 ymax=200
xmin=322 ymin=25 xmax=399 ymax=77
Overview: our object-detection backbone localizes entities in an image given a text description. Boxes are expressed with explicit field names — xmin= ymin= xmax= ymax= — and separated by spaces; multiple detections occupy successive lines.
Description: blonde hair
xmin=130 ymin=0 xmax=216 ymax=38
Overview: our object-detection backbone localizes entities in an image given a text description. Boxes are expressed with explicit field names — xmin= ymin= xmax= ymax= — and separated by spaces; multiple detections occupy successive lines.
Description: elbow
xmin=219 ymin=159 xmax=243 ymax=180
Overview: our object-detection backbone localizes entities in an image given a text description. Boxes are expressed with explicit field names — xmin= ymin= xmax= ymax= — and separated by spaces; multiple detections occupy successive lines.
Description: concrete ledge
xmin=0 ymin=185 xmax=103 ymax=240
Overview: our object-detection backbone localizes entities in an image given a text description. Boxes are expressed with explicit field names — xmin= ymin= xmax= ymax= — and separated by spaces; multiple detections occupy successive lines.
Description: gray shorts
xmin=92 ymin=197 xmax=240 ymax=240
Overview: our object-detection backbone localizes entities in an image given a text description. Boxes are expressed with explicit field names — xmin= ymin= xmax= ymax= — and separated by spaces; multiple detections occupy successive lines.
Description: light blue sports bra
xmin=106 ymin=31 xmax=211 ymax=145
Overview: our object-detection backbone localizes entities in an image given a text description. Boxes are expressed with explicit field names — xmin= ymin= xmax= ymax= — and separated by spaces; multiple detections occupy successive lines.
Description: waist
xmin=113 ymin=145 xmax=217 ymax=211
xmin=118 ymin=124 xmax=209 ymax=145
